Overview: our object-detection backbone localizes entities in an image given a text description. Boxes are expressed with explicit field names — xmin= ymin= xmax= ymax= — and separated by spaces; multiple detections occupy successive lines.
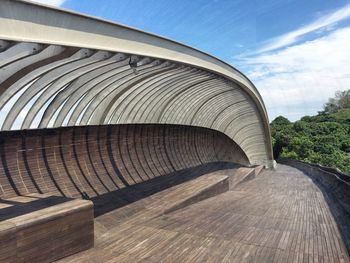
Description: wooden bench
xmin=0 ymin=194 xmax=93 ymax=263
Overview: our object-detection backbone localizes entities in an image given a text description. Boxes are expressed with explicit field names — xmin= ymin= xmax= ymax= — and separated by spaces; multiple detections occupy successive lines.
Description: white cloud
xmin=240 ymin=27 xmax=350 ymax=121
xmin=28 ymin=0 xmax=66 ymax=7
xmin=257 ymin=3 xmax=350 ymax=53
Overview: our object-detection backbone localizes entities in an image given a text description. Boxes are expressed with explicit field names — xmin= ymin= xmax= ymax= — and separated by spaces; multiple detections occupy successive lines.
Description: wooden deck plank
xmin=54 ymin=164 xmax=350 ymax=262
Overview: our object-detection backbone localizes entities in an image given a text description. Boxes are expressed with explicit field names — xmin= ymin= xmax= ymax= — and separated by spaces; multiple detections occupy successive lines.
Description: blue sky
xmin=35 ymin=0 xmax=350 ymax=121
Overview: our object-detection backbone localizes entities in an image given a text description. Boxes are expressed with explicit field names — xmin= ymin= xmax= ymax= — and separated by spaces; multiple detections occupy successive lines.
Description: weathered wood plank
xmin=0 ymin=195 xmax=94 ymax=263
xmin=57 ymin=164 xmax=350 ymax=262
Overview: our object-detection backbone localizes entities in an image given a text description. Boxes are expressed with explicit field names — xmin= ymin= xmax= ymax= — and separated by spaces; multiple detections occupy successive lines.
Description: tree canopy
xmin=321 ymin=89 xmax=350 ymax=114
xmin=271 ymin=89 xmax=350 ymax=173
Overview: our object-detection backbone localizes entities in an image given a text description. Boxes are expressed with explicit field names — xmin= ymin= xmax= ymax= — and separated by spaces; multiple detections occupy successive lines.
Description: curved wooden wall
xmin=0 ymin=124 xmax=249 ymax=199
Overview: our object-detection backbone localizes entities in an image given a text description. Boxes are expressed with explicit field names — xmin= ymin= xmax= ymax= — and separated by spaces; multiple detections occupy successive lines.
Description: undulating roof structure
xmin=0 ymin=0 xmax=274 ymax=167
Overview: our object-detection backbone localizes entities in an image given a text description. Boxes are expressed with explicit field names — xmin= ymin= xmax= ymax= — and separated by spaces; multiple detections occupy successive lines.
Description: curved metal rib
xmin=39 ymin=53 xmax=127 ymax=128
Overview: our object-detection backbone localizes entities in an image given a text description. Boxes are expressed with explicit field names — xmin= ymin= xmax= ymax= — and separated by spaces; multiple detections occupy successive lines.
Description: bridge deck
xmin=60 ymin=164 xmax=349 ymax=262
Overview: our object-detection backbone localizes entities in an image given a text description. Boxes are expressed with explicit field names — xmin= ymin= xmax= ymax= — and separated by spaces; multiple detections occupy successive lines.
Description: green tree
xmin=322 ymin=89 xmax=350 ymax=114
xmin=270 ymin=90 xmax=350 ymax=173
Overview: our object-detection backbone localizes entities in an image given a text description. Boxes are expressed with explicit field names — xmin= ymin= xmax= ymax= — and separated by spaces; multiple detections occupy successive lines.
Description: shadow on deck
xmin=91 ymin=161 xmax=239 ymax=217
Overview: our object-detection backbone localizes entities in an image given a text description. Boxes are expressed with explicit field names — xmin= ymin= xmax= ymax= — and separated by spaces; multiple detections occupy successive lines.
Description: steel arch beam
xmin=80 ymin=61 xmax=172 ymax=125
xmin=105 ymin=67 xmax=190 ymax=124
xmin=21 ymin=51 xmax=113 ymax=129
xmin=54 ymin=56 xmax=132 ymax=127
xmin=39 ymin=53 xmax=127 ymax=128
xmin=1 ymin=49 xmax=95 ymax=130
xmin=67 ymin=58 xmax=154 ymax=126
xmin=98 ymin=62 xmax=176 ymax=125
xmin=125 ymin=71 xmax=211 ymax=124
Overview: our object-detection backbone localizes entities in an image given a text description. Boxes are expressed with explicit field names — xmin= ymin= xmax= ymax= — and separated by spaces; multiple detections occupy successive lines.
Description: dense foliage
xmin=271 ymin=90 xmax=350 ymax=173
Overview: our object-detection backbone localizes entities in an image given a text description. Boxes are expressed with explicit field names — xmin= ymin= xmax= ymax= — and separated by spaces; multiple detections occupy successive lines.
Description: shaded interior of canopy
xmin=0 ymin=40 xmax=268 ymax=164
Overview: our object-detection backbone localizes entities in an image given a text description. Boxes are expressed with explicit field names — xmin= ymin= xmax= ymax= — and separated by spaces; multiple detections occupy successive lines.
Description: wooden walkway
xmin=59 ymin=164 xmax=350 ymax=262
